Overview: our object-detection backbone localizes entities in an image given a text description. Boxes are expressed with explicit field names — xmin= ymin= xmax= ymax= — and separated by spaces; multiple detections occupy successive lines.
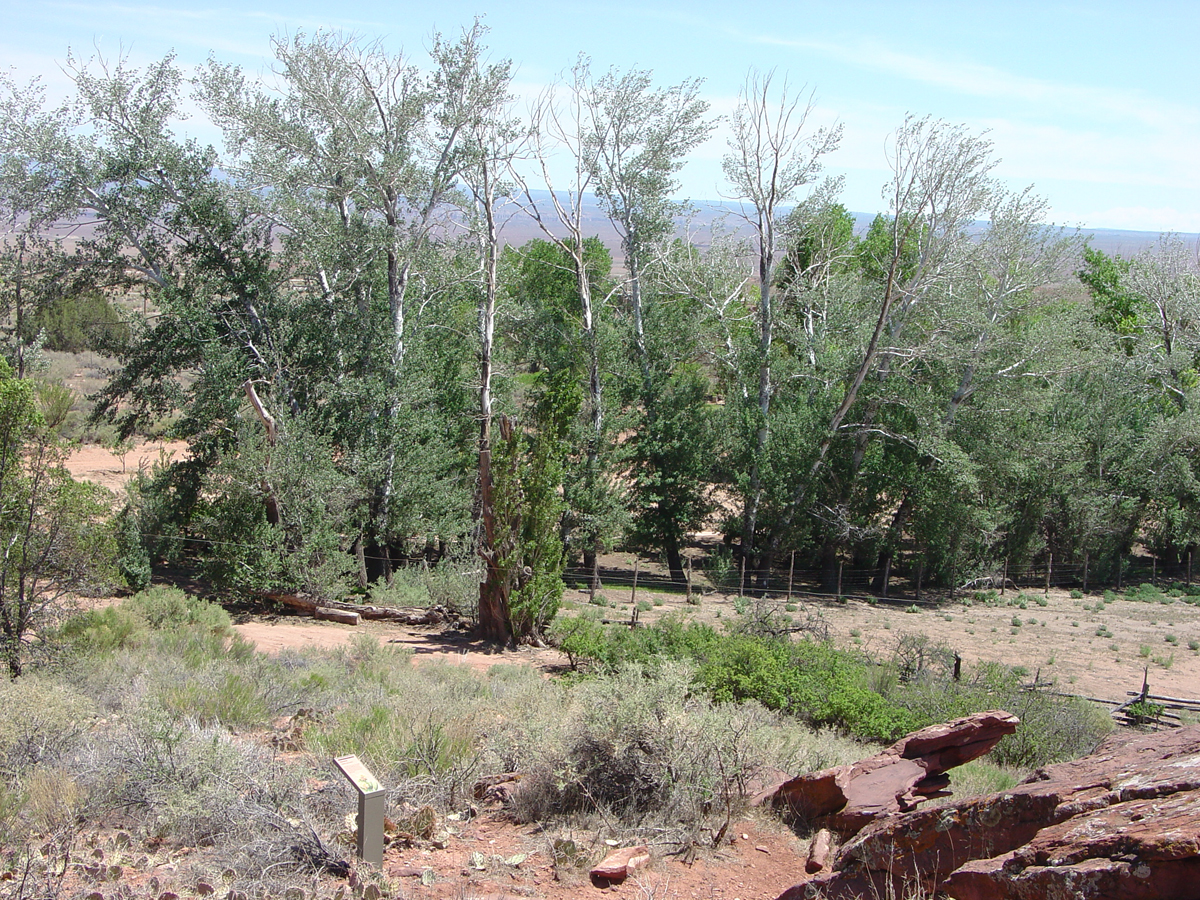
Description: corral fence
xmin=563 ymin=552 xmax=1200 ymax=607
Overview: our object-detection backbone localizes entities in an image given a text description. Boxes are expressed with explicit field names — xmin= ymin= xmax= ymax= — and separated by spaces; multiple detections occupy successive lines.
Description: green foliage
xmin=488 ymin=417 xmax=567 ymax=638
xmin=57 ymin=586 xmax=235 ymax=657
xmin=888 ymin=661 xmax=1112 ymax=769
xmin=0 ymin=360 xmax=118 ymax=676
xmin=114 ymin=503 xmax=152 ymax=591
xmin=548 ymin=616 xmax=608 ymax=671
xmin=22 ymin=290 xmax=132 ymax=354
xmin=1078 ymin=245 xmax=1143 ymax=338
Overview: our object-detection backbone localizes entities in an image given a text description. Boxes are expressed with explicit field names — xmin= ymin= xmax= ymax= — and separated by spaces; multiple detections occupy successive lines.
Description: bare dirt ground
xmin=63 ymin=438 xmax=189 ymax=494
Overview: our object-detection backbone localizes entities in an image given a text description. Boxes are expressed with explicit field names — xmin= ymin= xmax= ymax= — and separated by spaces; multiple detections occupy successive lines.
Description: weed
xmin=1011 ymin=616 xmax=1023 ymax=627
xmin=1069 ymin=589 xmax=1084 ymax=600
xmin=1166 ymin=634 xmax=1179 ymax=644
xmin=1153 ymin=652 xmax=1176 ymax=669
xmin=1189 ymin=640 xmax=1200 ymax=652
xmin=905 ymin=604 xmax=920 ymax=614
xmin=1139 ymin=644 xmax=1152 ymax=658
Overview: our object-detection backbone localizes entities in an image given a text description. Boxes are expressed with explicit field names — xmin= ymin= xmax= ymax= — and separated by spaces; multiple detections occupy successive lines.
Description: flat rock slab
xmin=590 ymin=845 xmax=650 ymax=885
xmin=784 ymin=725 xmax=1200 ymax=900
xmin=768 ymin=710 xmax=1018 ymax=833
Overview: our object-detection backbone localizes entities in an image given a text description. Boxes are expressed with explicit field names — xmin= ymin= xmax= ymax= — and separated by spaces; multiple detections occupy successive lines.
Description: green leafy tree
xmin=0 ymin=360 xmax=115 ymax=677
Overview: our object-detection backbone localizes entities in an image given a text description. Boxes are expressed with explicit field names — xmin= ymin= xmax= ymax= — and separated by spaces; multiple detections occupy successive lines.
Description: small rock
xmin=806 ymin=829 xmax=833 ymax=874
xmin=590 ymin=845 xmax=651 ymax=885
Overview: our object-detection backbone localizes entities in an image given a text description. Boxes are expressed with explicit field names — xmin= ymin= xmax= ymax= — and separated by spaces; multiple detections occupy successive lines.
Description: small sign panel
xmin=334 ymin=755 xmax=384 ymax=795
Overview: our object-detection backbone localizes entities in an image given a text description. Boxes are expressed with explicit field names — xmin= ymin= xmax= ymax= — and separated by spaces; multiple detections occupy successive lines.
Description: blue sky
xmin=1 ymin=0 xmax=1197 ymax=231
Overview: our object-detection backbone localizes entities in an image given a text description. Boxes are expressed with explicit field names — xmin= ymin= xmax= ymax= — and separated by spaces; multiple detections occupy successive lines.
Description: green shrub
xmin=549 ymin=616 xmax=607 ymax=671
xmin=1069 ymin=589 xmax=1084 ymax=599
xmin=0 ymin=678 xmax=93 ymax=776
xmin=23 ymin=290 xmax=132 ymax=353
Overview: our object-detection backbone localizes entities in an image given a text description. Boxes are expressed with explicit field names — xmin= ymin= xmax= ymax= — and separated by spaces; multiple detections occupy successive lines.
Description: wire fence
xmin=562 ymin=554 xmax=1200 ymax=604
xmin=139 ymin=527 xmax=1200 ymax=604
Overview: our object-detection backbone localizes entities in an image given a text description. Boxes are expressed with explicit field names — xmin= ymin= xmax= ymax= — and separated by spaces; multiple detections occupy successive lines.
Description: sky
xmin=1 ymin=0 xmax=1197 ymax=232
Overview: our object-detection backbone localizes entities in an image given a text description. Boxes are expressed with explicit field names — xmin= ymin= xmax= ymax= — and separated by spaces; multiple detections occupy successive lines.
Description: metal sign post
xmin=334 ymin=755 xmax=386 ymax=866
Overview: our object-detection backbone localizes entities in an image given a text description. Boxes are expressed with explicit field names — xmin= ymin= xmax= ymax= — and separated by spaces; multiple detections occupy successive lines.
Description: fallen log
xmin=261 ymin=591 xmax=457 ymax=626
xmin=315 ymin=607 xmax=360 ymax=626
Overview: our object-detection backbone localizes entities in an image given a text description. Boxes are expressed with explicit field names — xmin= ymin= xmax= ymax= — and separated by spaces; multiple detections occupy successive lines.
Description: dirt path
xmin=234 ymin=615 xmax=568 ymax=674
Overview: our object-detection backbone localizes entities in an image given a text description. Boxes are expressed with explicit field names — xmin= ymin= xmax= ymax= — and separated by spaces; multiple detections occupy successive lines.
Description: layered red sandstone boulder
xmin=766 ymin=710 xmax=1019 ymax=833
xmin=781 ymin=724 xmax=1200 ymax=900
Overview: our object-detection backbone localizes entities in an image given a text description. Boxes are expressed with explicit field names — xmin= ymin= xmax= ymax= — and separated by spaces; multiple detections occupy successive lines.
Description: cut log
xmin=315 ymin=607 xmax=360 ymax=626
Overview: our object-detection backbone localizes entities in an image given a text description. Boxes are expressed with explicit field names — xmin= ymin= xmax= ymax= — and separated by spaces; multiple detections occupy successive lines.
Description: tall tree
xmin=721 ymin=70 xmax=841 ymax=587
xmin=512 ymin=57 xmax=624 ymax=587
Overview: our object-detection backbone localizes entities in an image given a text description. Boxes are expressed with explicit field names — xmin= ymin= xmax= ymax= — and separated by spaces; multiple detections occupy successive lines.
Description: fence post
xmin=915 ymin=561 xmax=923 ymax=602
xmin=739 ymin=556 xmax=746 ymax=597
xmin=837 ymin=560 xmax=843 ymax=601
xmin=1001 ymin=558 xmax=1008 ymax=596
xmin=630 ymin=557 xmax=639 ymax=607
xmin=788 ymin=550 xmax=795 ymax=603
xmin=1117 ymin=553 xmax=1123 ymax=591
xmin=881 ymin=555 xmax=892 ymax=599
xmin=1189 ymin=550 xmax=1193 ymax=587
xmin=1083 ymin=552 xmax=1089 ymax=594
xmin=1045 ymin=552 xmax=1052 ymax=596
xmin=686 ymin=555 xmax=693 ymax=605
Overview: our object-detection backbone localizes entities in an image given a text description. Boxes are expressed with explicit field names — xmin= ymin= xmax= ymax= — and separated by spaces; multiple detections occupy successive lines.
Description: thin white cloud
xmin=743 ymin=31 xmax=1199 ymax=132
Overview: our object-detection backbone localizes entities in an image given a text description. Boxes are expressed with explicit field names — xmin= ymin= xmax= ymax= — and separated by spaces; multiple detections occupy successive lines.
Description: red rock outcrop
xmin=781 ymin=724 xmax=1200 ymax=900
xmin=766 ymin=710 xmax=1019 ymax=833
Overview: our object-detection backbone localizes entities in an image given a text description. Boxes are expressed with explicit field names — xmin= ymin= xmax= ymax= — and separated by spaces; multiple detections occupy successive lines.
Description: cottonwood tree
xmin=580 ymin=66 xmax=713 ymax=582
xmin=200 ymin=26 xmax=500 ymax=573
xmin=511 ymin=57 xmax=625 ymax=587
xmin=436 ymin=28 xmax=554 ymax=643
xmin=721 ymin=70 xmax=841 ymax=588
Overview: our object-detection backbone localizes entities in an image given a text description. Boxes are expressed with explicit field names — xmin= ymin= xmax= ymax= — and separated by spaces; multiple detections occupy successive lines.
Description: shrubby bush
xmin=547 ymin=616 xmax=1111 ymax=764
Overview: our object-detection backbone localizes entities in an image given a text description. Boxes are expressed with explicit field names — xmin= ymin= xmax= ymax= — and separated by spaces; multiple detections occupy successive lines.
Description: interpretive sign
xmin=334 ymin=754 xmax=386 ymax=865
